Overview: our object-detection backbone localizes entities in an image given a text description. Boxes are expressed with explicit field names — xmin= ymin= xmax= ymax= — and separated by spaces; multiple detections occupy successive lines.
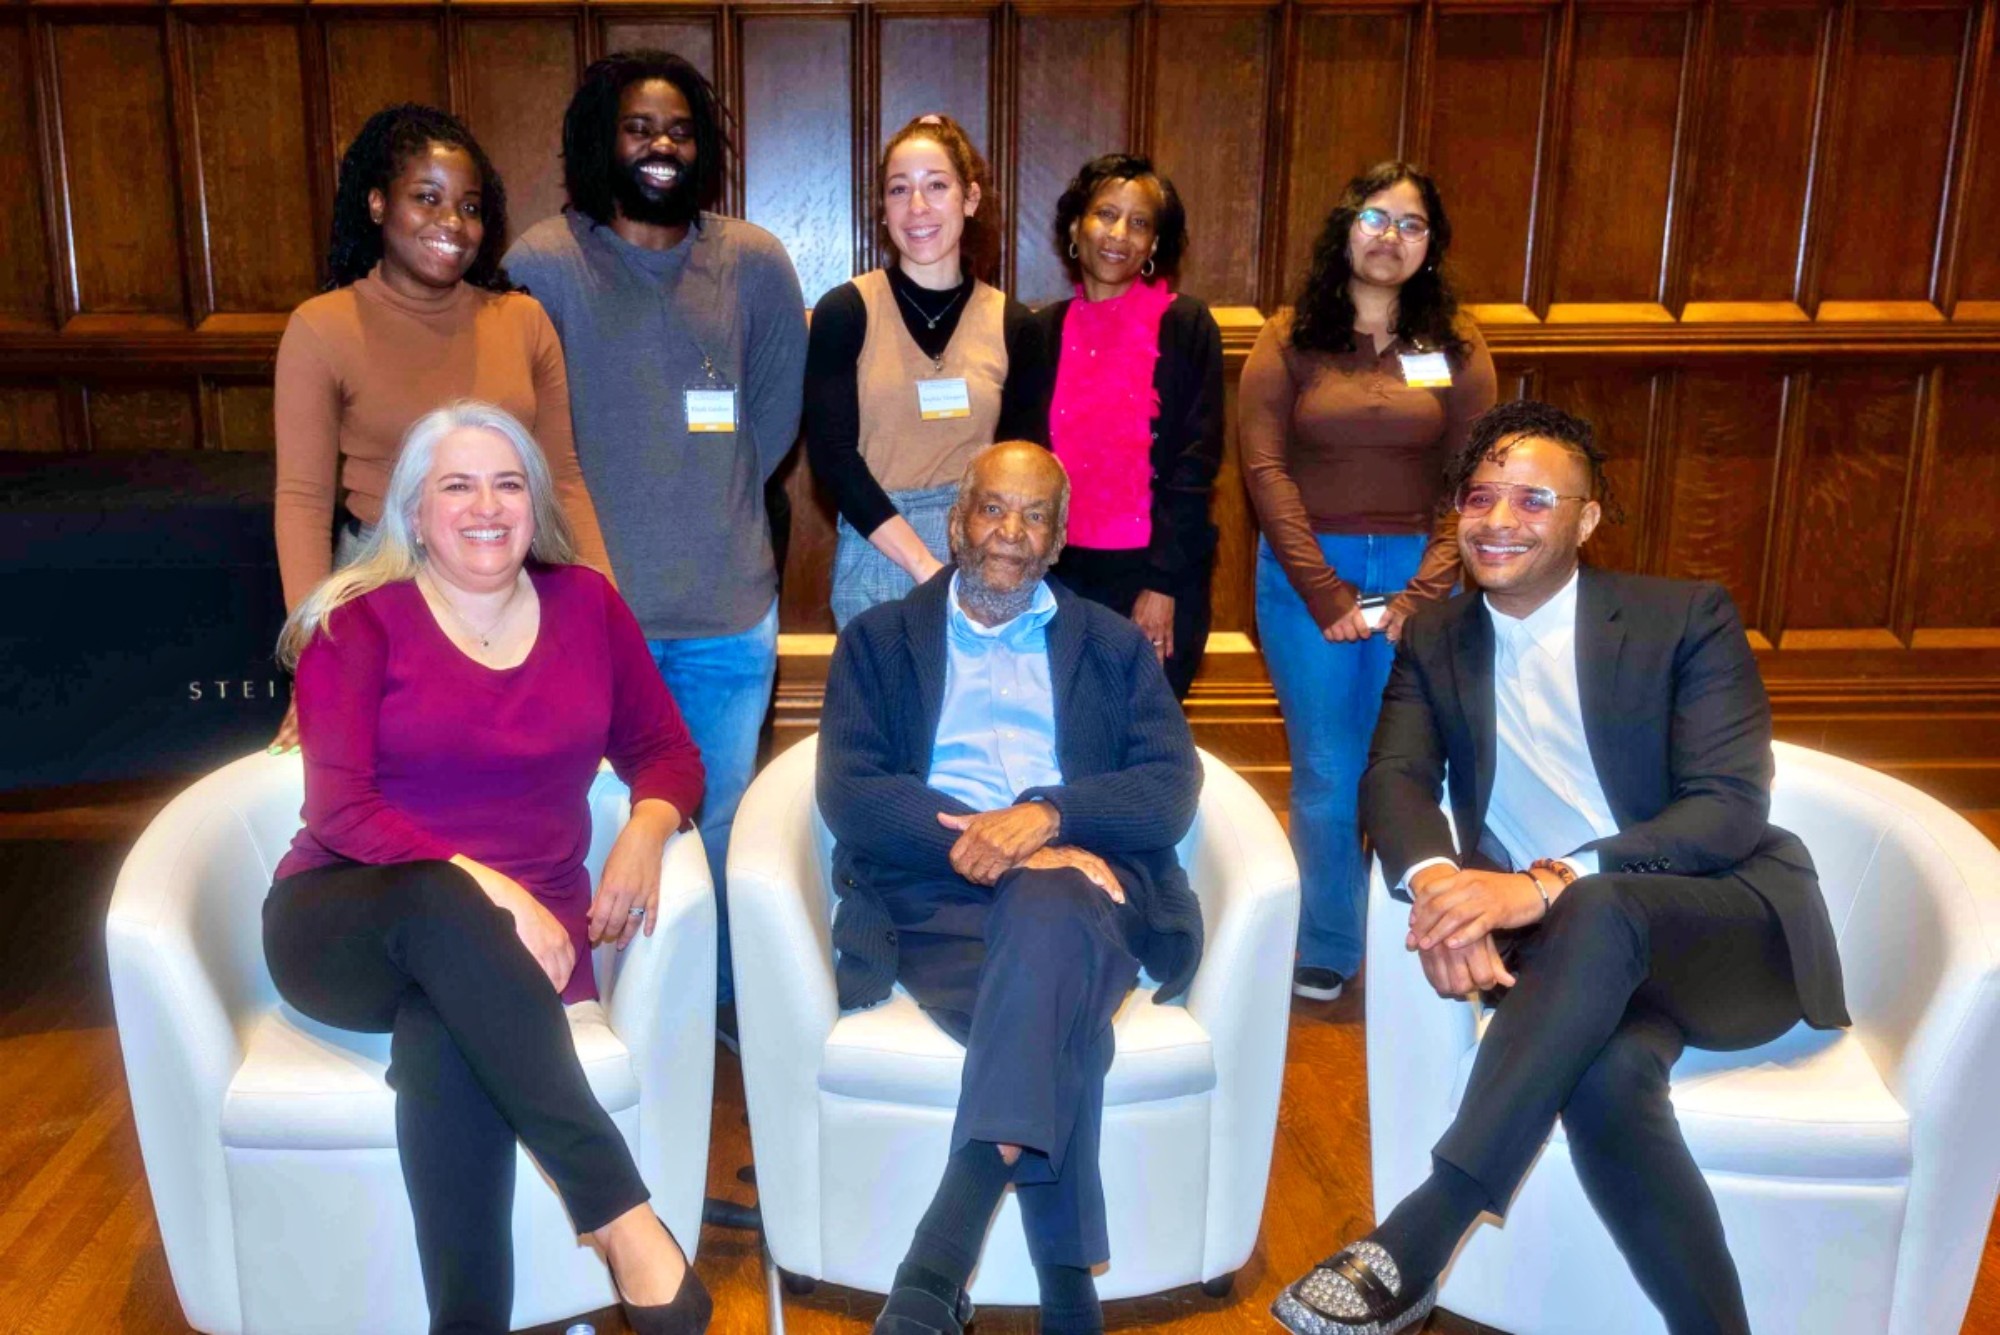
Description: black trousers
xmin=264 ymin=859 xmax=651 ymax=1335
xmin=1431 ymin=866 xmax=1806 ymax=1335
xmin=893 ymin=867 xmax=1147 ymax=1269
xmin=1053 ymin=546 xmax=1211 ymax=701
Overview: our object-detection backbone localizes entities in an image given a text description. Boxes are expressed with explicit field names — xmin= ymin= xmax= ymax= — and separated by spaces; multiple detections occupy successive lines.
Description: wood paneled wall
xmin=3 ymin=0 xmax=2000 ymax=788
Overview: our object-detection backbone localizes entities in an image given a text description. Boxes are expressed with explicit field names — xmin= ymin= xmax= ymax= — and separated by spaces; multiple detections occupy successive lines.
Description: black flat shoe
xmin=872 ymin=1262 xmax=976 ymax=1335
xmin=1271 ymin=1241 xmax=1437 ymax=1335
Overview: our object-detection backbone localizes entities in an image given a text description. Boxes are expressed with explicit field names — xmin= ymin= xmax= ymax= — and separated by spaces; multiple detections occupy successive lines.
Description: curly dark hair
xmin=878 ymin=114 xmax=1000 ymax=284
xmin=562 ymin=50 xmax=728 ymax=227
xmin=1291 ymin=160 xmax=1463 ymax=357
xmin=1051 ymin=154 xmax=1188 ymax=288
xmin=1443 ymin=399 xmax=1622 ymax=520
xmin=326 ymin=105 xmax=512 ymax=292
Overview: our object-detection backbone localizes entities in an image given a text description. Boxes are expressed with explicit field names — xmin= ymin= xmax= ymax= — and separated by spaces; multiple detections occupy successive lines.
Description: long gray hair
xmin=277 ymin=401 xmax=577 ymax=667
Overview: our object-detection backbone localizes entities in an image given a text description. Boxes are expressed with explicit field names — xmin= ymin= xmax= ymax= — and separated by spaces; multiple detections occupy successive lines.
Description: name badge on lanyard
xmin=685 ymin=386 xmax=739 ymax=434
xmin=917 ymin=377 xmax=973 ymax=421
xmin=1399 ymin=351 xmax=1453 ymax=389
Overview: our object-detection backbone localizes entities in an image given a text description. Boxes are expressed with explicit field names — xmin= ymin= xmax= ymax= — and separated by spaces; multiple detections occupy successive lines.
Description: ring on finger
xmin=628 ymin=906 xmax=647 ymax=919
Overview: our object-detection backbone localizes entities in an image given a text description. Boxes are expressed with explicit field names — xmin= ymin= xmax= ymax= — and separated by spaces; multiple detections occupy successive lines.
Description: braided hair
xmin=561 ymin=50 xmax=729 ymax=226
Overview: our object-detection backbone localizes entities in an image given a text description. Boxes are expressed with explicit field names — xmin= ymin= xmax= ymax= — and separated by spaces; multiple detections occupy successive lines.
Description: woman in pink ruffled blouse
xmin=1012 ymin=153 xmax=1225 ymax=699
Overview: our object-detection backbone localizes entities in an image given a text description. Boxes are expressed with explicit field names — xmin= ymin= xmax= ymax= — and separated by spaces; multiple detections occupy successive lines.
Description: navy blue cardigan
xmin=817 ymin=569 xmax=1206 ymax=1011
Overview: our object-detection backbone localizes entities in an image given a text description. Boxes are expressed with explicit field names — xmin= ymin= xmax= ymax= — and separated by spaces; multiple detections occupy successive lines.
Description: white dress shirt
xmin=1405 ymin=570 xmax=1617 ymax=886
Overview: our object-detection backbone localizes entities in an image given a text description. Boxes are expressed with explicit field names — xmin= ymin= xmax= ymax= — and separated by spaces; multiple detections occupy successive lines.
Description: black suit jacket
xmin=1361 ymin=566 xmax=1848 ymax=1029
xmin=817 ymin=569 xmax=1205 ymax=1011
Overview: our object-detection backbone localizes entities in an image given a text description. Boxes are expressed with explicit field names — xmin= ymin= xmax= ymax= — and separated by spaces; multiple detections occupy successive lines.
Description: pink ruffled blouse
xmin=1049 ymin=278 xmax=1175 ymax=550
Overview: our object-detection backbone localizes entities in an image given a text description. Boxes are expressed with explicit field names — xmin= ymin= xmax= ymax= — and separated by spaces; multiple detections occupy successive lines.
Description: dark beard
xmin=611 ymin=157 xmax=700 ymax=229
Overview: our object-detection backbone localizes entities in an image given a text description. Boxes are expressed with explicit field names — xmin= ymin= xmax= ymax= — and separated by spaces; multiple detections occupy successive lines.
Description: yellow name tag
xmin=684 ymin=388 xmax=738 ymax=433
xmin=917 ymin=377 xmax=973 ymax=421
xmin=1399 ymin=351 xmax=1453 ymax=389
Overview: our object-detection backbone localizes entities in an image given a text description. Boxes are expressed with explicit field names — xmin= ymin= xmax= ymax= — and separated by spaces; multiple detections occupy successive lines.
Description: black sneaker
xmin=1293 ymin=967 xmax=1346 ymax=1002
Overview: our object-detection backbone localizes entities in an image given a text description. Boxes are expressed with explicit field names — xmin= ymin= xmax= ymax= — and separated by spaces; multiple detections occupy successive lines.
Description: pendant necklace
xmin=421 ymin=570 xmax=521 ymax=650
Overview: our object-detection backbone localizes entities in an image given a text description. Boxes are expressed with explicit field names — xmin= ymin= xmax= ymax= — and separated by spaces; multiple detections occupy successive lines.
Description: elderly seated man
xmin=816 ymin=441 xmax=1205 ymax=1335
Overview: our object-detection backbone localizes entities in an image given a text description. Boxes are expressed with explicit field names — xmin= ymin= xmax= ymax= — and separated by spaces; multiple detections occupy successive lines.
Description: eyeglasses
xmin=1453 ymin=482 xmax=1589 ymax=517
xmin=1355 ymin=207 xmax=1432 ymax=243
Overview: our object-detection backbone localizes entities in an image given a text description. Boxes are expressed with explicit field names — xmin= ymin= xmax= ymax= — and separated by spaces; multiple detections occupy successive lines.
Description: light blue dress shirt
xmin=927 ymin=574 xmax=1065 ymax=812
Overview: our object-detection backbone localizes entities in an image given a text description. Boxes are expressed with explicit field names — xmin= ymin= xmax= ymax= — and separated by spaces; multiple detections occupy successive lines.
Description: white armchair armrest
xmin=727 ymin=736 xmax=841 ymax=1275
xmin=107 ymin=751 xmax=298 ymax=1335
xmin=594 ymin=795 xmax=716 ymax=1261
xmin=1794 ymin=749 xmax=2000 ymax=1335
xmin=1179 ymin=754 xmax=1301 ymax=1277
xmin=1365 ymin=855 xmax=1481 ymax=1220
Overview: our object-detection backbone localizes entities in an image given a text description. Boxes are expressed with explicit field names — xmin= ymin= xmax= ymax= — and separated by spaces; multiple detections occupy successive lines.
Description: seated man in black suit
xmin=817 ymin=441 xmax=1204 ymax=1335
xmin=1273 ymin=401 xmax=1849 ymax=1335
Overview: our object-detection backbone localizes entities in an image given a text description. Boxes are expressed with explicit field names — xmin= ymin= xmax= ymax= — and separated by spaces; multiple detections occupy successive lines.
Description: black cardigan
xmin=1011 ymin=291 xmax=1226 ymax=591
xmin=816 ymin=568 xmax=1207 ymax=1011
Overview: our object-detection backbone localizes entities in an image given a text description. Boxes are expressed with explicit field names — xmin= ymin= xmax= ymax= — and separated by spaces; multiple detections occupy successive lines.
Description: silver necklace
xmin=420 ymin=570 xmax=523 ymax=650
xmin=893 ymin=279 xmax=968 ymax=331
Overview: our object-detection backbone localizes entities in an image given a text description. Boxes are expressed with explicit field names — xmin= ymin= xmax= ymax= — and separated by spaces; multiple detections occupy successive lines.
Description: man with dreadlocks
xmin=1272 ymin=401 xmax=1849 ymax=1335
xmin=506 ymin=52 xmax=807 ymax=1022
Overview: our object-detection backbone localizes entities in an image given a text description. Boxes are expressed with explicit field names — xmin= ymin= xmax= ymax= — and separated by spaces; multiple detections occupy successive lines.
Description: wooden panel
xmin=1549 ymin=7 xmax=1690 ymax=305
xmin=1956 ymin=17 xmax=2000 ymax=303
xmin=598 ymin=16 xmax=717 ymax=83
xmin=1012 ymin=10 xmax=1132 ymax=304
xmin=49 ymin=20 xmax=185 ymax=319
xmin=1815 ymin=6 xmax=1969 ymax=305
xmin=325 ymin=18 xmax=449 ymax=164
xmin=1682 ymin=3 xmax=1825 ymax=305
xmin=1913 ymin=365 xmax=2000 ymax=628
xmin=458 ymin=17 xmax=579 ymax=243
xmin=1786 ymin=367 xmax=1922 ymax=631
xmin=741 ymin=15 xmax=854 ymax=304
xmin=1536 ymin=366 xmax=1654 ymax=576
xmin=0 ymin=22 xmax=51 ymax=329
xmin=1150 ymin=9 xmax=1272 ymax=306
xmin=1659 ymin=369 xmax=1788 ymax=627
xmin=1279 ymin=11 xmax=1409 ymax=302
xmin=186 ymin=21 xmax=317 ymax=316
xmin=212 ymin=382 xmax=274 ymax=453
xmin=877 ymin=15 xmax=991 ymax=153
xmin=0 ymin=384 xmax=63 ymax=452
xmin=85 ymin=384 xmax=199 ymax=452
xmin=1426 ymin=10 xmax=1549 ymax=306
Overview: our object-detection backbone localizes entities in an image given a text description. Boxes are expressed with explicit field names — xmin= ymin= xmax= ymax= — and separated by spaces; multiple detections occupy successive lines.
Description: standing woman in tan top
xmin=271 ymin=104 xmax=609 ymax=745
xmin=1240 ymin=161 xmax=1496 ymax=1002
xmin=804 ymin=114 xmax=1036 ymax=628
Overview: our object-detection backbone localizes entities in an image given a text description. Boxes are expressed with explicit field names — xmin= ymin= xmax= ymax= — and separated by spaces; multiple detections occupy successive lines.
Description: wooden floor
xmin=2 ymin=755 xmax=1997 ymax=1335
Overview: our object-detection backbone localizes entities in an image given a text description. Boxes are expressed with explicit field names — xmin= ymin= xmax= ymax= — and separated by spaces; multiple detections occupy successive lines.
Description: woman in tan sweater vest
xmin=803 ymin=114 xmax=1035 ymax=628
xmin=271 ymin=105 xmax=609 ymax=744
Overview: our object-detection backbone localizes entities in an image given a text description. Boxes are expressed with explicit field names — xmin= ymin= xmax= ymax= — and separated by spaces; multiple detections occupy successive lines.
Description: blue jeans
xmin=1256 ymin=534 xmax=1428 ymax=977
xmin=648 ymin=597 xmax=779 ymax=1004
xmin=830 ymin=482 xmax=957 ymax=629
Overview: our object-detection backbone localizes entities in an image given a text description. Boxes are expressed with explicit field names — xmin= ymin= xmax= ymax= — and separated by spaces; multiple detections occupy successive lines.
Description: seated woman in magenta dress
xmin=266 ymin=400 xmax=711 ymax=1335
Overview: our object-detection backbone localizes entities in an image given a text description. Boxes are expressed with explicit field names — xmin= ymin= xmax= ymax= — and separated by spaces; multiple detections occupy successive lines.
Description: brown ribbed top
xmin=272 ymin=270 xmax=609 ymax=609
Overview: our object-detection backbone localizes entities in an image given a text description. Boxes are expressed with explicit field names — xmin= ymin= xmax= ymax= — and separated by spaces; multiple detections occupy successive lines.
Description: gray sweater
xmin=505 ymin=211 xmax=807 ymax=639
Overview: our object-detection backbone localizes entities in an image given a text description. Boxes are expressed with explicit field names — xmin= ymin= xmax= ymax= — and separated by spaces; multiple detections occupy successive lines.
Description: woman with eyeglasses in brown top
xmin=1239 ymin=160 xmax=1497 ymax=1005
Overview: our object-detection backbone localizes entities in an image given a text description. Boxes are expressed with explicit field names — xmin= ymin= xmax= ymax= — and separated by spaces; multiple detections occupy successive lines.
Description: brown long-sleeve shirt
xmin=1239 ymin=310 xmax=1497 ymax=628
xmin=272 ymin=270 xmax=609 ymax=610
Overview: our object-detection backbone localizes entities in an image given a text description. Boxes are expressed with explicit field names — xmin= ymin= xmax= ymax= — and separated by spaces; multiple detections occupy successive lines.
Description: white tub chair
xmin=727 ymin=735 xmax=1299 ymax=1303
xmin=106 ymin=750 xmax=717 ymax=1335
xmin=1365 ymin=740 xmax=2000 ymax=1334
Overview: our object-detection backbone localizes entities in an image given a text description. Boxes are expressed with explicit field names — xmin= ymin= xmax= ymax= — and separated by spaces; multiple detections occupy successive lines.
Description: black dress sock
xmin=1035 ymin=1263 xmax=1103 ymax=1334
xmin=1363 ymin=1159 xmax=1489 ymax=1297
xmin=902 ymin=1140 xmax=1016 ymax=1292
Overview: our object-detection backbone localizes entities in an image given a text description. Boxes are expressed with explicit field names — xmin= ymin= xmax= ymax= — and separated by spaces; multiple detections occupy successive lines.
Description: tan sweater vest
xmin=853 ymin=268 xmax=1009 ymax=494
